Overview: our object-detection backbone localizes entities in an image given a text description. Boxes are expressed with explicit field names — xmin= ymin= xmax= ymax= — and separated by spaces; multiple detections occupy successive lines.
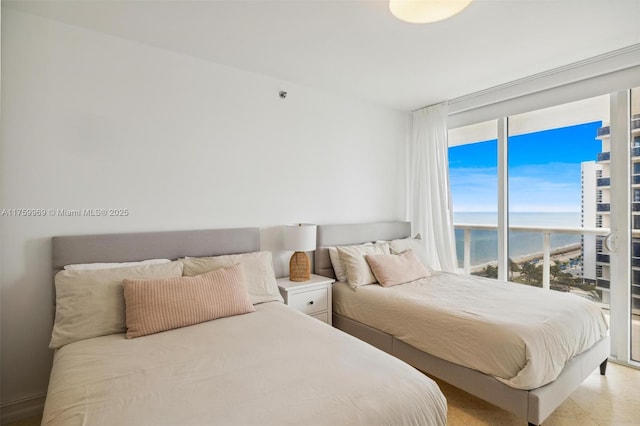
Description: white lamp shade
xmin=389 ymin=0 xmax=473 ymax=24
xmin=284 ymin=224 xmax=317 ymax=252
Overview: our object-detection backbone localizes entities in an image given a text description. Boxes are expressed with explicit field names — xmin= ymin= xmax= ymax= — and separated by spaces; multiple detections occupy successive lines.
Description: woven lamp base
xmin=289 ymin=251 xmax=311 ymax=282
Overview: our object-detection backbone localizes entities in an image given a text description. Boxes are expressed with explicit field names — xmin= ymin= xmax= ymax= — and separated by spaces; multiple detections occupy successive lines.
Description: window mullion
xmin=609 ymin=90 xmax=631 ymax=363
xmin=498 ymin=117 xmax=509 ymax=281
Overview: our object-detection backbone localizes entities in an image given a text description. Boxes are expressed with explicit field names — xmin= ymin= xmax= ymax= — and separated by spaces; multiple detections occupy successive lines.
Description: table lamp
xmin=284 ymin=223 xmax=317 ymax=282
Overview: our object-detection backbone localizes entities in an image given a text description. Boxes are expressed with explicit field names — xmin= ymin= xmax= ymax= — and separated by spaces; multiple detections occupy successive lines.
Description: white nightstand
xmin=277 ymin=274 xmax=335 ymax=324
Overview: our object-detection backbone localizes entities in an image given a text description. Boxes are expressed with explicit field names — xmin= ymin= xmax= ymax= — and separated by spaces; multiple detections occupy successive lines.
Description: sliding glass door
xmin=508 ymin=103 xmax=605 ymax=292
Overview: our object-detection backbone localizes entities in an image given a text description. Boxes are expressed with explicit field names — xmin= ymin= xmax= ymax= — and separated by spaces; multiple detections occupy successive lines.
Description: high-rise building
xmin=594 ymin=123 xmax=612 ymax=305
xmin=593 ymin=116 xmax=640 ymax=309
xmin=581 ymin=161 xmax=600 ymax=284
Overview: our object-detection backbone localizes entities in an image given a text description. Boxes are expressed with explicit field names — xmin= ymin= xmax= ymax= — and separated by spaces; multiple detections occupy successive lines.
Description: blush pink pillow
xmin=365 ymin=249 xmax=431 ymax=287
xmin=123 ymin=263 xmax=255 ymax=338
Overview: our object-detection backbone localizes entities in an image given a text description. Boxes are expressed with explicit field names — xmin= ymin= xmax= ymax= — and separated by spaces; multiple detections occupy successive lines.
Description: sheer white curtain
xmin=407 ymin=102 xmax=458 ymax=272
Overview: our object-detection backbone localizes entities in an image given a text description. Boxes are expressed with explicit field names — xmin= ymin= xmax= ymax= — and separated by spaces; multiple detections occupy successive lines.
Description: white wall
xmin=0 ymin=8 xmax=408 ymax=412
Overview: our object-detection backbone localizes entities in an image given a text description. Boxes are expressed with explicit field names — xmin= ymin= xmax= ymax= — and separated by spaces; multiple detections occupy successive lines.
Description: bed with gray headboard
xmin=315 ymin=221 xmax=610 ymax=426
xmin=43 ymin=227 xmax=446 ymax=425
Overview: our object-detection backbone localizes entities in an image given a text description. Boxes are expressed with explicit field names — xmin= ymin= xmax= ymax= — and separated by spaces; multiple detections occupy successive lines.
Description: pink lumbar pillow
xmin=123 ymin=263 xmax=255 ymax=338
xmin=365 ymin=249 xmax=431 ymax=287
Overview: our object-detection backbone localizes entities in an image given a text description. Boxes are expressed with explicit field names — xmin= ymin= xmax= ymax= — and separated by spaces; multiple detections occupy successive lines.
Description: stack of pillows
xmin=50 ymin=251 xmax=283 ymax=348
xmin=328 ymin=236 xmax=431 ymax=289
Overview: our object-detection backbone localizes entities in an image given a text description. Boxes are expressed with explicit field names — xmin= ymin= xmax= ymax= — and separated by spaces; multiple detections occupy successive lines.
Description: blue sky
xmin=448 ymin=121 xmax=603 ymax=212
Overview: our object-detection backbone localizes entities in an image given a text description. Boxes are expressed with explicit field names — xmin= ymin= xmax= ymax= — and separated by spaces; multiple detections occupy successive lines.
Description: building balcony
xmin=597 ymin=152 xmax=610 ymax=162
xmin=597 ymin=126 xmax=610 ymax=137
xmin=633 ymin=175 xmax=640 ymax=185
xmin=597 ymin=177 xmax=610 ymax=187
xmin=597 ymin=203 xmax=611 ymax=212
xmin=597 ymin=253 xmax=611 ymax=263
xmin=596 ymin=278 xmax=611 ymax=289
xmin=633 ymin=147 xmax=640 ymax=158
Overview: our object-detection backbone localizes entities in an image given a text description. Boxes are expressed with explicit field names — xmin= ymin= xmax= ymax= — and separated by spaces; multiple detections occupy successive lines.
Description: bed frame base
xmin=333 ymin=312 xmax=610 ymax=426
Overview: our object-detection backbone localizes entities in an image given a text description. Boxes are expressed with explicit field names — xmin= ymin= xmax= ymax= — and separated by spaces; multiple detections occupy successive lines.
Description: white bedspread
xmin=333 ymin=272 xmax=609 ymax=390
xmin=43 ymin=302 xmax=446 ymax=426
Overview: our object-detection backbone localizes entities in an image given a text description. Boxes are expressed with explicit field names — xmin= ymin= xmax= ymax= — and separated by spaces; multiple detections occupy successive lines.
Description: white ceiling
xmin=4 ymin=0 xmax=640 ymax=111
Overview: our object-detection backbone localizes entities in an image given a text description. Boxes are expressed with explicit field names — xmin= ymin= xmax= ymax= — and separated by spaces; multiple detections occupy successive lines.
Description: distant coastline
xmin=454 ymin=211 xmax=583 ymax=267
xmin=468 ymin=242 xmax=582 ymax=273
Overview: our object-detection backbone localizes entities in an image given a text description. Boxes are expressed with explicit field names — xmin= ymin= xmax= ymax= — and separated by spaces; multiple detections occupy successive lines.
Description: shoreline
xmin=469 ymin=242 xmax=582 ymax=273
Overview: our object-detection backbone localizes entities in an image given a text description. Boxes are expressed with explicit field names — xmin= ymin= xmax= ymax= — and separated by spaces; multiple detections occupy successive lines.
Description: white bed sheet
xmin=43 ymin=302 xmax=446 ymax=426
xmin=333 ymin=272 xmax=609 ymax=390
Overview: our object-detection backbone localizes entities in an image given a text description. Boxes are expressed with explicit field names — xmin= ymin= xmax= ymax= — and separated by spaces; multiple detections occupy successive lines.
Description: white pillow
xmin=389 ymin=237 xmax=432 ymax=270
xmin=50 ymin=261 xmax=184 ymax=349
xmin=337 ymin=242 xmax=390 ymax=289
xmin=328 ymin=243 xmax=375 ymax=282
xmin=64 ymin=258 xmax=171 ymax=271
xmin=328 ymin=247 xmax=348 ymax=282
xmin=180 ymin=251 xmax=283 ymax=305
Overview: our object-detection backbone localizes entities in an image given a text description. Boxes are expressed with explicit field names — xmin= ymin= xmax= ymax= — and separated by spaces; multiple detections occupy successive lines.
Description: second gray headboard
xmin=314 ymin=221 xmax=411 ymax=279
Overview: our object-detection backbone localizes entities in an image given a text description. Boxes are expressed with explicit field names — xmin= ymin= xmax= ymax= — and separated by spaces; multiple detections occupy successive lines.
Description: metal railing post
xmin=464 ymin=228 xmax=471 ymax=274
xmin=542 ymin=232 xmax=551 ymax=289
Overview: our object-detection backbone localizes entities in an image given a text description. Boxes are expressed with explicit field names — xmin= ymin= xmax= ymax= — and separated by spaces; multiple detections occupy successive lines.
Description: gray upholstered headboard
xmin=314 ymin=221 xmax=411 ymax=279
xmin=52 ymin=227 xmax=260 ymax=274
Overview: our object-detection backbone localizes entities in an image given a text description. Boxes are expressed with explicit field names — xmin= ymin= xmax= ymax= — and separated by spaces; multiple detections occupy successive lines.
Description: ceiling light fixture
xmin=389 ymin=0 xmax=473 ymax=24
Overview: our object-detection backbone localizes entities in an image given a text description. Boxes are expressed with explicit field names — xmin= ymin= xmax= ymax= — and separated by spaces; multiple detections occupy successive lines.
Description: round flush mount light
xmin=389 ymin=0 xmax=473 ymax=24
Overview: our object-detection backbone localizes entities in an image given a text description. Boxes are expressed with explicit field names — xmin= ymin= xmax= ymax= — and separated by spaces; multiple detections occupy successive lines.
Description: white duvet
xmin=333 ymin=271 xmax=609 ymax=390
xmin=43 ymin=302 xmax=446 ymax=426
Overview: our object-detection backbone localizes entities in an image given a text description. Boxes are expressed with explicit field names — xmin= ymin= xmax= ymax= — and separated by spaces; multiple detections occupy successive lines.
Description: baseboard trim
xmin=1 ymin=393 xmax=46 ymax=425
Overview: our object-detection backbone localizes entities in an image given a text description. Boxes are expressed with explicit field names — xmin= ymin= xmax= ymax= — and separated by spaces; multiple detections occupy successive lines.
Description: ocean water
xmin=454 ymin=212 xmax=583 ymax=266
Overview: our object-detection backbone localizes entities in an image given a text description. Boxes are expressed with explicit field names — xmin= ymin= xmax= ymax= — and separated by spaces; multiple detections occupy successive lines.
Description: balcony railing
xmin=597 ymin=126 xmax=610 ymax=137
xmin=597 ymin=177 xmax=611 ymax=187
xmin=454 ymin=223 xmax=610 ymax=290
xmin=596 ymin=278 xmax=611 ymax=289
xmin=597 ymin=203 xmax=611 ymax=212
xmin=597 ymin=253 xmax=611 ymax=263
xmin=633 ymin=147 xmax=640 ymax=158
xmin=597 ymin=152 xmax=611 ymax=162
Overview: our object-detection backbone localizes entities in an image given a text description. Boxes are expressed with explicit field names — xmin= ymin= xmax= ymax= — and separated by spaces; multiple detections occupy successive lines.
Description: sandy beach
xmin=469 ymin=242 xmax=582 ymax=273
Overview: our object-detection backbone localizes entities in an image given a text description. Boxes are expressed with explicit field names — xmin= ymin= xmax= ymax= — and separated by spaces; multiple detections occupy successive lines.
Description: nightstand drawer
xmin=277 ymin=274 xmax=334 ymax=325
xmin=310 ymin=311 xmax=329 ymax=323
xmin=289 ymin=288 xmax=328 ymax=315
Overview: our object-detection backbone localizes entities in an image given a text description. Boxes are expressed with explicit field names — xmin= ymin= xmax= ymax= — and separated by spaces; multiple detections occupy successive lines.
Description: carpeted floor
xmin=7 ymin=362 xmax=639 ymax=426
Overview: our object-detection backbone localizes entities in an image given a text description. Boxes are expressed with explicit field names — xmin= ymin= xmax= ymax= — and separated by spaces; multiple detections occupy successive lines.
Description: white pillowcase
xmin=179 ymin=251 xmax=283 ymax=305
xmin=64 ymin=258 xmax=171 ymax=271
xmin=50 ymin=261 xmax=184 ymax=349
xmin=337 ymin=242 xmax=390 ymax=289
xmin=328 ymin=242 xmax=375 ymax=282
xmin=388 ymin=237 xmax=432 ymax=270
xmin=328 ymin=247 xmax=349 ymax=282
